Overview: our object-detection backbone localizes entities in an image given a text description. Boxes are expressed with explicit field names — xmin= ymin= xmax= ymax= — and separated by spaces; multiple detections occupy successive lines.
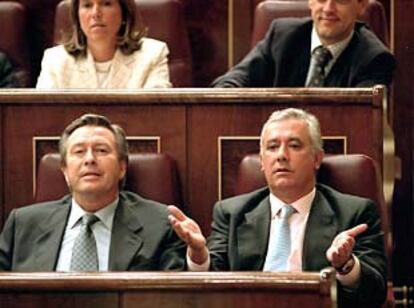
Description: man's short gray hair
xmin=260 ymin=108 xmax=323 ymax=153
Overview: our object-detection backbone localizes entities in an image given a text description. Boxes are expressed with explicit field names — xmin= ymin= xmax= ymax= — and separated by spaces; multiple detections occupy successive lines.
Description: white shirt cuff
xmin=186 ymin=247 xmax=210 ymax=271
xmin=336 ymin=255 xmax=361 ymax=288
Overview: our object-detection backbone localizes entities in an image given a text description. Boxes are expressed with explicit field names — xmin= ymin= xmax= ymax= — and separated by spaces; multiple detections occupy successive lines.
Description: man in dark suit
xmin=0 ymin=114 xmax=186 ymax=271
xmin=0 ymin=51 xmax=18 ymax=88
xmin=211 ymin=0 xmax=395 ymax=88
xmin=169 ymin=108 xmax=387 ymax=307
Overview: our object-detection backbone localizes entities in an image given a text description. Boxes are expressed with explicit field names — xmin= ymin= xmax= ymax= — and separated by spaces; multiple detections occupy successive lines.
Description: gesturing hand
xmin=326 ymin=223 xmax=367 ymax=269
xmin=168 ymin=205 xmax=208 ymax=264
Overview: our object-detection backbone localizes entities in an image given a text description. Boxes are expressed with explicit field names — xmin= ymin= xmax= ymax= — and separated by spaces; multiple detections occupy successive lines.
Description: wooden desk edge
xmin=0 ymin=269 xmax=336 ymax=292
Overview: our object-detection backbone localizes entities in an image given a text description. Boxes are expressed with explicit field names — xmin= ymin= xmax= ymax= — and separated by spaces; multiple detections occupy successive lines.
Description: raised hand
xmin=326 ymin=223 xmax=368 ymax=270
xmin=168 ymin=205 xmax=208 ymax=264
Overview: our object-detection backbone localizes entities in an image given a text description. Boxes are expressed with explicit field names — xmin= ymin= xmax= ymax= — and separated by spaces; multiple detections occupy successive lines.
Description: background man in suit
xmin=169 ymin=108 xmax=387 ymax=307
xmin=0 ymin=51 xmax=18 ymax=87
xmin=211 ymin=0 xmax=395 ymax=88
xmin=0 ymin=113 xmax=186 ymax=271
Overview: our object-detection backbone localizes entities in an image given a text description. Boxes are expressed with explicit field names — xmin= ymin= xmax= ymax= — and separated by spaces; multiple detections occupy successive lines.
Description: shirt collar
xmin=310 ymin=27 xmax=354 ymax=61
xmin=269 ymin=188 xmax=316 ymax=219
xmin=67 ymin=197 xmax=119 ymax=230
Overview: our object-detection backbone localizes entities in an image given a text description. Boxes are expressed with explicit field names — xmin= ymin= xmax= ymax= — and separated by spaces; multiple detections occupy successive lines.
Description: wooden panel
xmin=233 ymin=0 xmax=258 ymax=66
xmin=123 ymin=289 xmax=324 ymax=308
xmin=0 ymin=88 xmax=384 ymax=236
xmin=0 ymin=293 xmax=117 ymax=308
xmin=0 ymin=271 xmax=336 ymax=308
xmin=182 ymin=0 xmax=228 ymax=86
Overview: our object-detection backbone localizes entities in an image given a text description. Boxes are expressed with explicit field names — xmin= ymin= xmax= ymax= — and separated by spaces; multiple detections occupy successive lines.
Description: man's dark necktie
xmin=70 ymin=214 xmax=99 ymax=272
xmin=306 ymin=46 xmax=333 ymax=87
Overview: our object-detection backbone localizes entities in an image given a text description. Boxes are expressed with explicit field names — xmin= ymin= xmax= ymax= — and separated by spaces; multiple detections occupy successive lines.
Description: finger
xmin=172 ymin=221 xmax=192 ymax=242
xmin=327 ymin=248 xmax=340 ymax=264
xmin=336 ymin=245 xmax=350 ymax=259
xmin=327 ymin=237 xmax=353 ymax=261
xmin=168 ymin=214 xmax=180 ymax=228
xmin=337 ymin=236 xmax=354 ymax=251
xmin=168 ymin=215 xmax=188 ymax=235
xmin=167 ymin=205 xmax=187 ymax=221
xmin=343 ymin=223 xmax=368 ymax=238
xmin=177 ymin=227 xmax=203 ymax=248
xmin=168 ymin=215 xmax=181 ymax=232
xmin=337 ymin=235 xmax=355 ymax=248
xmin=328 ymin=247 xmax=349 ymax=267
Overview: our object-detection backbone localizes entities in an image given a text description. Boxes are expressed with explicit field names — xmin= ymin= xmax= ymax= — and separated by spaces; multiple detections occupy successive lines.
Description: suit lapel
xmin=290 ymin=45 xmax=311 ymax=86
xmin=109 ymin=195 xmax=143 ymax=270
xmin=283 ymin=21 xmax=312 ymax=87
xmin=72 ymin=50 xmax=99 ymax=88
xmin=69 ymin=49 xmax=133 ymax=88
xmin=236 ymin=196 xmax=271 ymax=270
xmin=107 ymin=50 xmax=134 ymax=88
xmin=326 ymin=32 xmax=359 ymax=87
xmin=33 ymin=197 xmax=71 ymax=271
xmin=302 ymin=189 xmax=337 ymax=270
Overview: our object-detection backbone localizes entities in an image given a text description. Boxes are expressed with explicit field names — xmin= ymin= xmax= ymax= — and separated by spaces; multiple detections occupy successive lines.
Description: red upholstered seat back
xmin=251 ymin=0 xmax=389 ymax=48
xmin=53 ymin=0 xmax=192 ymax=87
xmin=35 ymin=152 xmax=182 ymax=207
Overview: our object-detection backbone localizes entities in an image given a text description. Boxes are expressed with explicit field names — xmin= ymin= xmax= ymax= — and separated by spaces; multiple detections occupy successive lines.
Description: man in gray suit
xmin=0 ymin=113 xmax=186 ymax=271
xmin=169 ymin=108 xmax=387 ymax=307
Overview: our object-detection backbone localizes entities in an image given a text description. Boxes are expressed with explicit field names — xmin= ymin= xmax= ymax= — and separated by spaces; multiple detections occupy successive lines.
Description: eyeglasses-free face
xmin=308 ymin=0 xmax=368 ymax=45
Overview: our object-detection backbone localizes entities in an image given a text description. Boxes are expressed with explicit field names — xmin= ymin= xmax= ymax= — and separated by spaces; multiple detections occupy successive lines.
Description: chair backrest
xmin=35 ymin=152 xmax=182 ymax=207
xmin=251 ymin=0 xmax=389 ymax=48
xmin=0 ymin=1 xmax=30 ymax=87
xmin=236 ymin=153 xmax=391 ymax=258
xmin=53 ymin=0 xmax=192 ymax=87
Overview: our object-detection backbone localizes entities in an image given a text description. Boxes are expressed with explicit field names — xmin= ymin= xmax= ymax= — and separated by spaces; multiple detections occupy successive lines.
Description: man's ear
xmin=119 ymin=160 xmax=127 ymax=180
xmin=314 ymin=149 xmax=325 ymax=171
xmin=260 ymin=153 xmax=265 ymax=172
xmin=61 ymin=165 xmax=70 ymax=187
xmin=357 ymin=0 xmax=369 ymax=17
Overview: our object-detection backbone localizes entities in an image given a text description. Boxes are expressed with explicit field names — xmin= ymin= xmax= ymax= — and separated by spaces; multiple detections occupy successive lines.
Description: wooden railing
xmin=0 ymin=270 xmax=336 ymax=308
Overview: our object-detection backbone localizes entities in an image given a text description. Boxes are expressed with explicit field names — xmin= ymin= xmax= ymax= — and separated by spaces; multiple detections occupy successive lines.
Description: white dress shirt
xmin=56 ymin=198 xmax=118 ymax=272
xmin=95 ymin=60 xmax=113 ymax=88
